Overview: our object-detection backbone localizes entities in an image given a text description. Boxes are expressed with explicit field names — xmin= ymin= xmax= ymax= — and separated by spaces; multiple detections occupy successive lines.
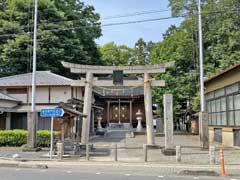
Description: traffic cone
xmin=220 ymin=148 xmax=226 ymax=176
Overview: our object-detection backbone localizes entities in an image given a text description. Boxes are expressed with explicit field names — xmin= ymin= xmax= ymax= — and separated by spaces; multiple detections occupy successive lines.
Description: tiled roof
xmin=93 ymin=86 xmax=144 ymax=97
xmin=0 ymin=92 xmax=20 ymax=102
xmin=0 ymin=71 xmax=72 ymax=87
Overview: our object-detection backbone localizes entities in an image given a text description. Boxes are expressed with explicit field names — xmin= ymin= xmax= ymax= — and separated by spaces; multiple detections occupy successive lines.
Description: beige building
xmin=0 ymin=71 xmax=83 ymax=130
xmin=205 ymin=64 xmax=240 ymax=147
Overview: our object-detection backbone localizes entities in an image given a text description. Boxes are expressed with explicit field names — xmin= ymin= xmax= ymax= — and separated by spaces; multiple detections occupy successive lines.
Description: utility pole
xmin=198 ymin=0 xmax=205 ymax=112
xmin=28 ymin=0 xmax=38 ymax=148
xmin=198 ymin=0 xmax=208 ymax=149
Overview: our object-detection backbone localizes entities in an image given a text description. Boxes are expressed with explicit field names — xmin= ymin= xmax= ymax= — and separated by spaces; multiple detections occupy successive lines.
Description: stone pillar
xmin=27 ymin=112 xmax=37 ymax=148
xmin=5 ymin=113 xmax=11 ymax=130
xmin=199 ymin=112 xmax=209 ymax=149
xmin=81 ymin=72 xmax=93 ymax=145
xmin=144 ymin=73 xmax=155 ymax=145
xmin=164 ymin=94 xmax=174 ymax=149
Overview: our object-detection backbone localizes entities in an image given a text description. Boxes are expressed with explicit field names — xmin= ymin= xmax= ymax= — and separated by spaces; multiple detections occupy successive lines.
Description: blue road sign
xmin=40 ymin=108 xmax=64 ymax=117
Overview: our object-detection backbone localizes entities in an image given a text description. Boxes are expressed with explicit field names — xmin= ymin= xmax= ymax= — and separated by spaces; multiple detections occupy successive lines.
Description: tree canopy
xmin=0 ymin=0 xmax=102 ymax=78
xmin=0 ymin=0 xmax=239 ymax=117
xmin=99 ymin=0 xmax=240 ymax=117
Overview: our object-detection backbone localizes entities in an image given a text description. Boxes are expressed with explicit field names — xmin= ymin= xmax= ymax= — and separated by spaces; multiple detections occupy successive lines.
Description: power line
xmin=101 ymin=9 xmax=171 ymax=20
xmin=0 ymin=8 xmax=239 ymax=37
xmin=101 ymin=16 xmax=182 ymax=27
xmin=0 ymin=7 xmax=238 ymax=31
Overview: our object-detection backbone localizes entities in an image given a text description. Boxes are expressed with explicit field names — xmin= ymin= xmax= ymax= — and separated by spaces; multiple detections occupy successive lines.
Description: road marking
xmin=66 ymin=171 xmax=72 ymax=174
xmin=125 ymin=174 xmax=131 ymax=176
xmin=40 ymin=169 xmax=47 ymax=172
xmin=230 ymin=179 xmax=238 ymax=180
xmin=158 ymin=175 xmax=164 ymax=178
xmin=193 ymin=177 xmax=199 ymax=180
xmin=96 ymin=172 xmax=101 ymax=175
xmin=15 ymin=169 xmax=20 ymax=171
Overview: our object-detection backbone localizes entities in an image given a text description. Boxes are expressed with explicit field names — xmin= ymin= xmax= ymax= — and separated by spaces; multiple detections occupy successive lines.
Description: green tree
xmin=99 ymin=42 xmax=133 ymax=66
xmin=0 ymin=0 xmax=102 ymax=78
xmin=130 ymin=38 xmax=153 ymax=65
xmin=153 ymin=0 xmax=240 ymax=114
xmin=150 ymin=19 xmax=198 ymax=116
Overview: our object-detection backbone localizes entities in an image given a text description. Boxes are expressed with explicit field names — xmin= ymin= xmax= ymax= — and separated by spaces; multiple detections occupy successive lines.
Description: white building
xmin=0 ymin=71 xmax=83 ymax=130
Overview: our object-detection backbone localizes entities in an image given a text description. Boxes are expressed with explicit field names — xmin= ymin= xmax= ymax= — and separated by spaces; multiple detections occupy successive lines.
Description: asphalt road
xmin=0 ymin=167 xmax=238 ymax=180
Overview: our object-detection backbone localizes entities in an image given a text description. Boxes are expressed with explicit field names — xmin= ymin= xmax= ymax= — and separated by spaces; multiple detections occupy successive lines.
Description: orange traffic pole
xmin=220 ymin=148 xmax=226 ymax=176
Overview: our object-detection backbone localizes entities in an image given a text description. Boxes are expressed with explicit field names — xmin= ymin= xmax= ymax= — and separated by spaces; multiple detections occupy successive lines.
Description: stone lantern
xmin=136 ymin=109 xmax=143 ymax=132
xmin=96 ymin=110 xmax=103 ymax=131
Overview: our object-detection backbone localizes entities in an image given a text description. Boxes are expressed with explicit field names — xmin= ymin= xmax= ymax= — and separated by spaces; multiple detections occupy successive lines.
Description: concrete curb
xmin=178 ymin=170 xmax=219 ymax=176
xmin=0 ymin=162 xmax=48 ymax=169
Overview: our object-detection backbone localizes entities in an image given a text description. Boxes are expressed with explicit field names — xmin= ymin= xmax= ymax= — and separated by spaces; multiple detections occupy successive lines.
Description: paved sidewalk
xmin=0 ymin=133 xmax=239 ymax=165
xmin=89 ymin=133 xmax=240 ymax=165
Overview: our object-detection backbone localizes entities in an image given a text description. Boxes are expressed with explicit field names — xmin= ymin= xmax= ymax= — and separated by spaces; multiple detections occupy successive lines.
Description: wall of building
xmin=205 ymin=66 xmax=240 ymax=93
xmin=209 ymin=127 xmax=239 ymax=147
xmin=10 ymin=93 xmax=28 ymax=103
xmin=36 ymin=87 xmax=49 ymax=103
xmin=50 ymin=86 xmax=72 ymax=103
xmin=205 ymin=65 xmax=240 ymax=148
xmin=72 ymin=87 xmax=83 ymax=100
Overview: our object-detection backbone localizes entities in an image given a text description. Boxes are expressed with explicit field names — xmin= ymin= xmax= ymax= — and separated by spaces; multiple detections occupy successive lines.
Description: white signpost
xmin=40 ymin=108 xmax=64 ymax=160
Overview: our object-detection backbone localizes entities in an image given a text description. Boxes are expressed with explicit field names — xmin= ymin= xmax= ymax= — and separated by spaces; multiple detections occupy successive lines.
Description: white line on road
xmin=15 ymin=169 xmax=20 ymax=171
xmin=66 ymin=171 xmax=72 ymax=174
xmin=125 ymin=174 xmax=131 ymax=176
xmin=193 ymin=177 xmax=199 ymax=179
xmin=158 ymin=175 xmax=164 ymax=178
xmin=96 ymin=172 xmax=101 ymax=175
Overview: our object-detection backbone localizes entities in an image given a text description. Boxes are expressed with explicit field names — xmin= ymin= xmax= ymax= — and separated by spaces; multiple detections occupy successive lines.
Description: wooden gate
xmin=110 ymin=104 xmax=129 ymax=123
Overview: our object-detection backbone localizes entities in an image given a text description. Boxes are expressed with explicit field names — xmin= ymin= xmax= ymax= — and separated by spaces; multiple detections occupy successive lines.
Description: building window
xmin=7 ymin=88 xmax=27 ymax=94
xmin=226 ymin=83 xmax=239 ymax=95
xmin=206 ymin=82 xmax=240 ymax=127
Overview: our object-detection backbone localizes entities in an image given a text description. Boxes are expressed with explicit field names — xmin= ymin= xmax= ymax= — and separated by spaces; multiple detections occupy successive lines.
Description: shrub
xmin=37 ymin=130 xmax=59 ymax=147
xmin=0 ymin=130 xmax=59 ymax=147
xmin=0 ymin=130 xmax=27 ymax=146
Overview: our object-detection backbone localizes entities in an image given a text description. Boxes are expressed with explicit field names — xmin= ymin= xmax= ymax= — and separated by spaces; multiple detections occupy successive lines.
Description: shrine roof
xmin=93 ymin=86 xmax=144 ymax=97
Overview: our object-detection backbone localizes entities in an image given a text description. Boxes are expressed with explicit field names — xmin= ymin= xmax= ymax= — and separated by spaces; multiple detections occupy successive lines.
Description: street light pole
xmin=28 ymin=0 xmax=38 ymax=148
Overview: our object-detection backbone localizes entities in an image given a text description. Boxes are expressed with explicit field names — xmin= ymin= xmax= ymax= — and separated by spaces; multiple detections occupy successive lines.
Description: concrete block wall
xmin=209 ymin=127 xmax=235 ymax=147
xmin=209 ymin=127 xmax=214 ymax=143
xmin=222 ymin=128 xmax=234 ymax=147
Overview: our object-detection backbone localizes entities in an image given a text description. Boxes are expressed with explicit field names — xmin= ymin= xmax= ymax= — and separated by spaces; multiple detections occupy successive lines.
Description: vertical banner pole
xmin=50 ymin=116 xmax=54 ymax=160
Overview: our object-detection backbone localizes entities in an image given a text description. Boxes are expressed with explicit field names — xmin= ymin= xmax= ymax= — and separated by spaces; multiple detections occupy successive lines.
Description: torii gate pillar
xmin=144 ymin=73 xmax=155 ymax=145
xmin=81 ymin=72 xmax=93 ymax=145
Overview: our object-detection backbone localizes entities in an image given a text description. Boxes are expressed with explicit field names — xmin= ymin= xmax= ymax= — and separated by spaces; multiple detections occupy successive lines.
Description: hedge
xmin=0 ymin=130 xmax=59 ymax=147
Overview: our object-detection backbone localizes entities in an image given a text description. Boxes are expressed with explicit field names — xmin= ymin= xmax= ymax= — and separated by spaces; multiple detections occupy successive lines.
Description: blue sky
xmin=82 ymin=0 xmax=184 ymax=47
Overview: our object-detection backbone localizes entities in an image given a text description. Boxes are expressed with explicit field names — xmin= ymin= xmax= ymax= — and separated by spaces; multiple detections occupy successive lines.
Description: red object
xmin=220 ymin=148 xmax=226 ymax=176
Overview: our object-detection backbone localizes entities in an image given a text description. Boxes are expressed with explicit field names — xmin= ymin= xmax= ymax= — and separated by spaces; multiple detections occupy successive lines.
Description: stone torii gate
xmin=62 ymin=61 xmax=174 ymax=146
